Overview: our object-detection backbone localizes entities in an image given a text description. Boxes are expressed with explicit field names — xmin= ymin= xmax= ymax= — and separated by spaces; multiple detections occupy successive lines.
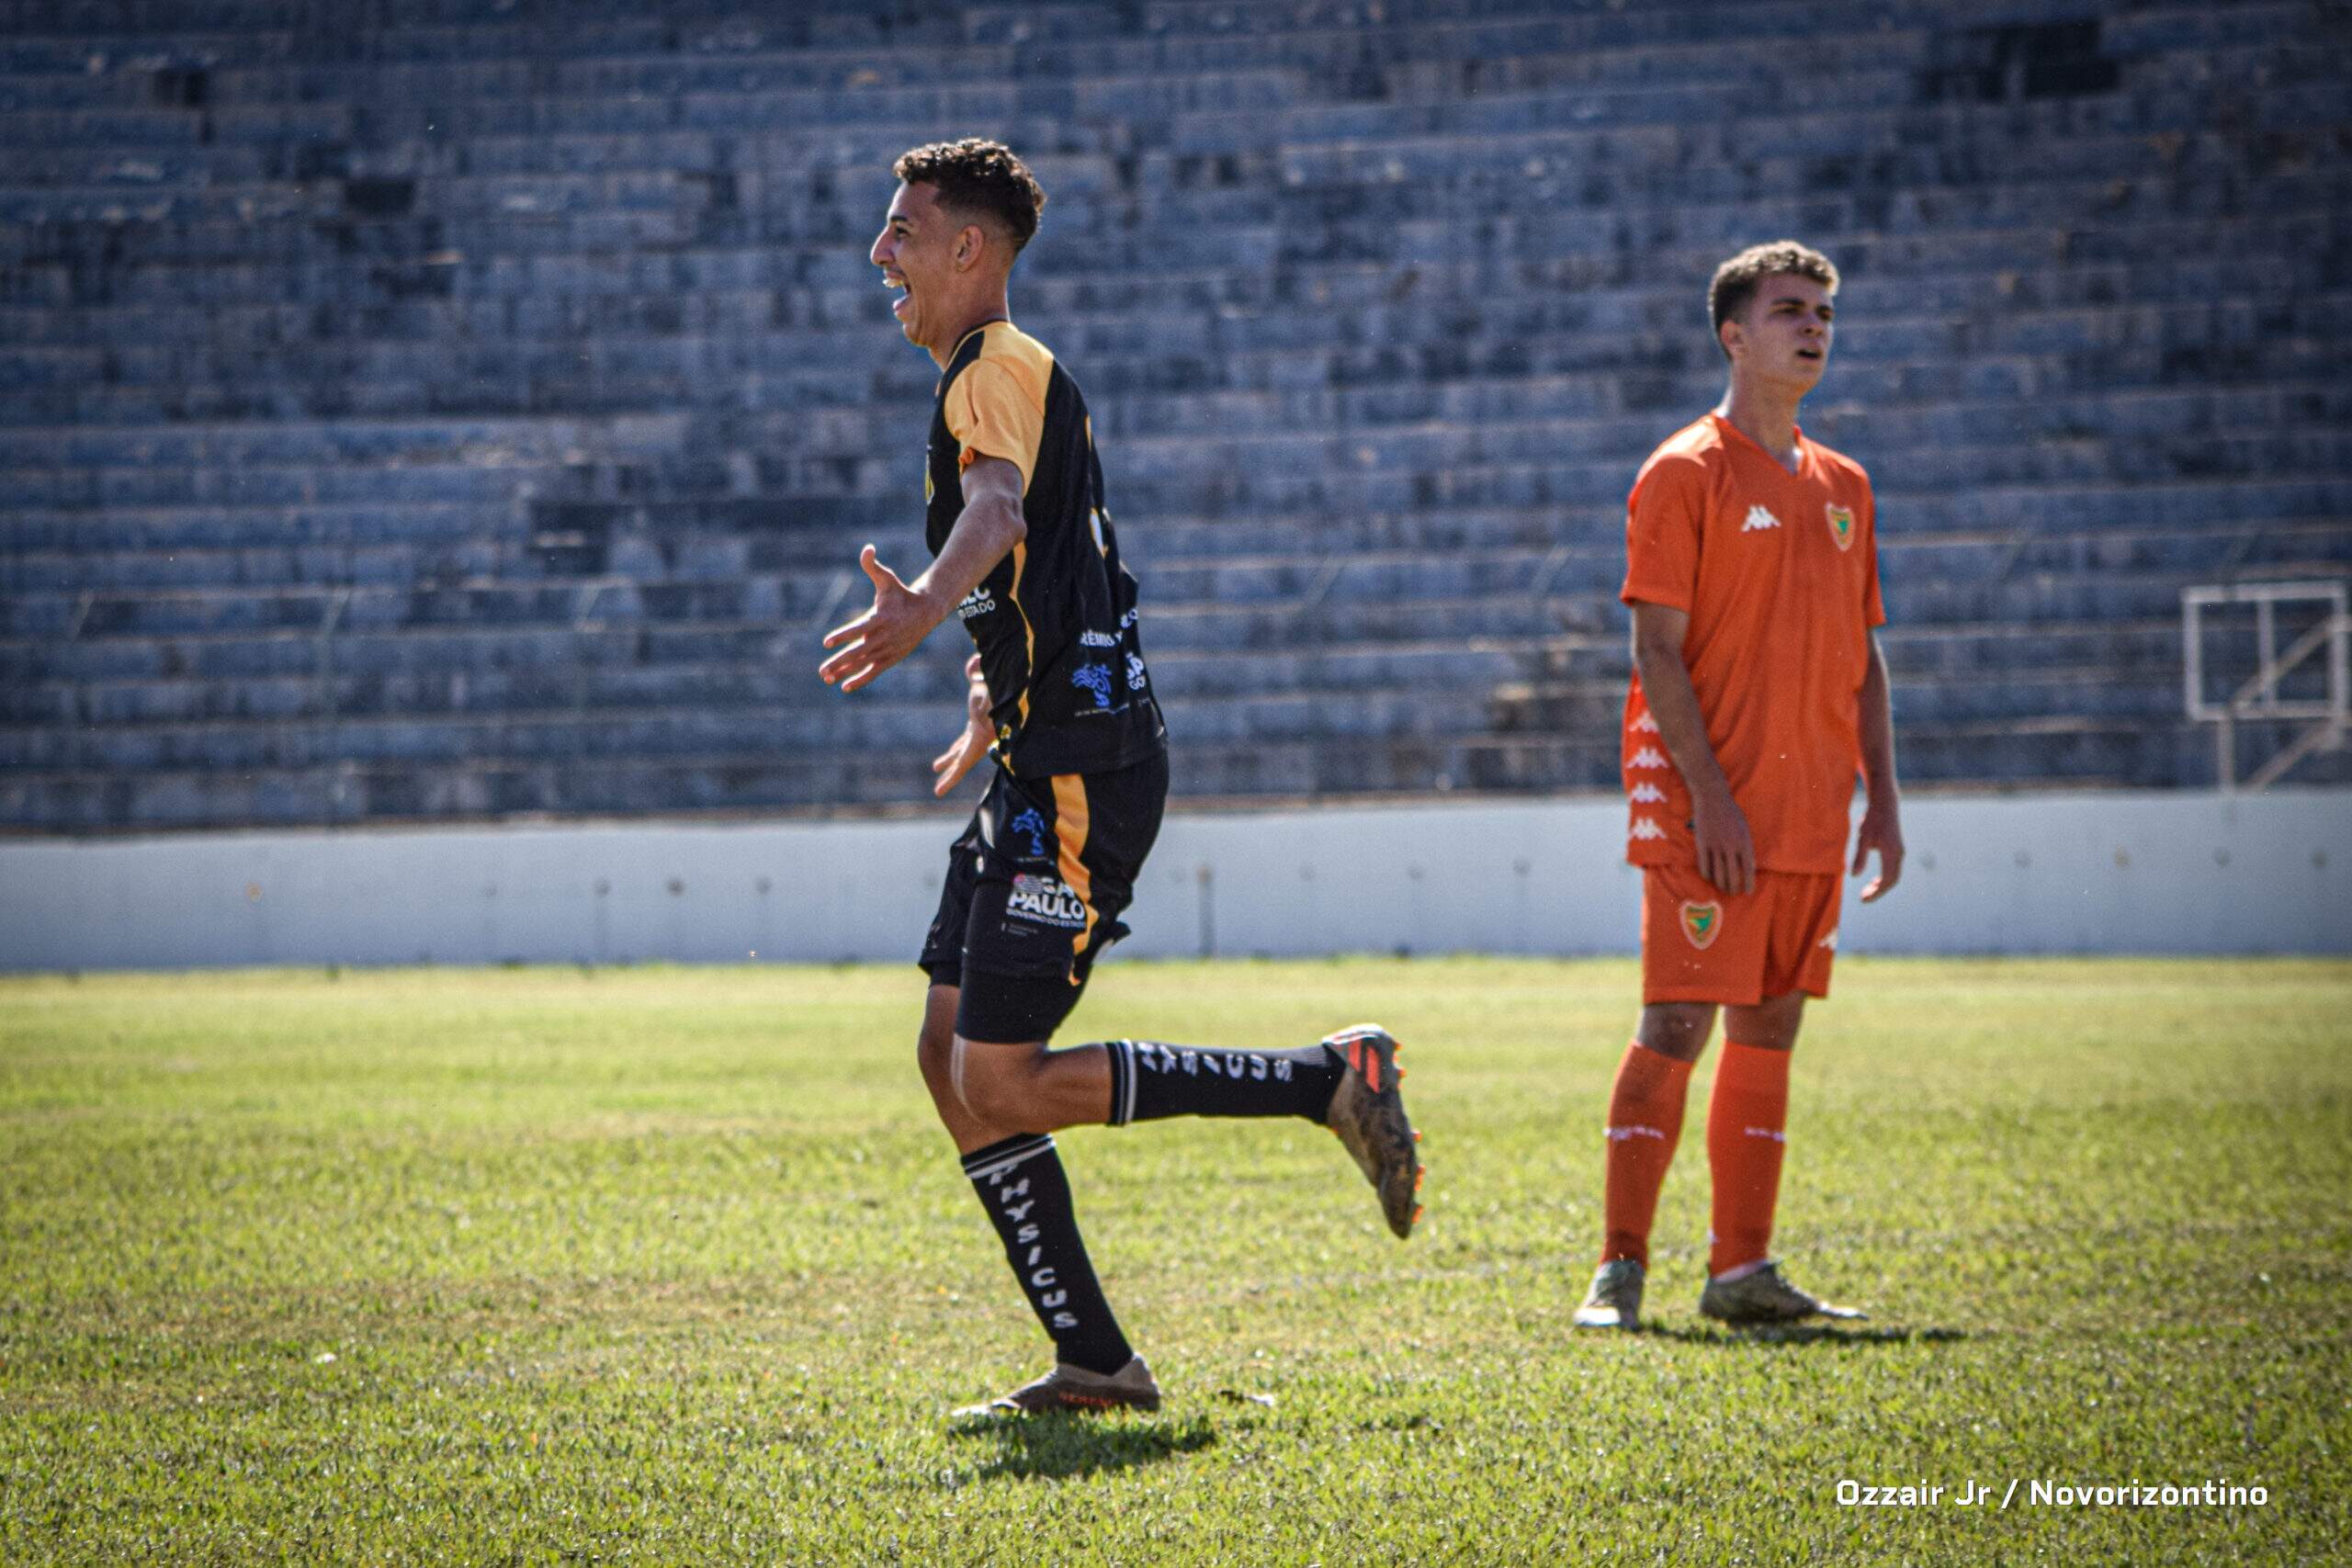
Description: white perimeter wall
xmin=1 ymin=789 xmax=2346 ymax=973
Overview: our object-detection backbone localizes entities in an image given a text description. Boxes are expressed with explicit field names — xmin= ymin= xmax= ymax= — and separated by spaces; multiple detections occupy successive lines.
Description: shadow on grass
xmin=948 ymin=1411 xmax=1218 ymax=1481
xmin=1641 ymin=1322 xmax=1968 ymax=1348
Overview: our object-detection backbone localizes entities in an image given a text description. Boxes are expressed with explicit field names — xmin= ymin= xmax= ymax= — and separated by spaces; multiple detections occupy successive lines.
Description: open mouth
xmin=885 ymin=272 xmax=910 ymax=316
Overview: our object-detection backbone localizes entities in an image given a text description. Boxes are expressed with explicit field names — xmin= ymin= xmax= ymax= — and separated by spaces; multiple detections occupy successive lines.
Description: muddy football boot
xmin=1322 ymin=1023 xmax=1422 ymax=1239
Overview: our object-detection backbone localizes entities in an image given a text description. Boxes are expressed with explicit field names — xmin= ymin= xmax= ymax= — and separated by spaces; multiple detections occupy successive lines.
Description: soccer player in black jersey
xmin=819 ymin=138 xmax=1423 ymax=1416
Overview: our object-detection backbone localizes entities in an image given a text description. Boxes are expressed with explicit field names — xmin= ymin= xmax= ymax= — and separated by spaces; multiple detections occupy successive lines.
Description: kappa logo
xmin=1818 ymin=928 xmax=1838 ymax=951
xmin=1009 ymin=873 xmax=1088 ymax=930
xmin=1628 ymin=746 xmax=1669 ymax=771
xmin=1630 ymin=711 xmax=1660 ymax=733
xmin=1741 ymin=504 xmax=1782 ymax=533
xmin=1629 ymin=817 xmax=1668 ymax=841
xmin=1679 ymin=899 xmax=1724 ymax=950
xmin=1630 ymin=782 xmax=1668 ymax=804
xmin=1825 ymin=503 xmax=1857 ymax=551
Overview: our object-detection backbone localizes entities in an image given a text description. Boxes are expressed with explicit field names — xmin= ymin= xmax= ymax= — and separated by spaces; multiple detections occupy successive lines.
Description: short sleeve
xmin=1619 ymin=454 xmax=1707 ymax=612
xmin=1860 ymin=476 xmax=1886 ymax=627
xmin=944 ymin=357 xmax=1044 ymax=496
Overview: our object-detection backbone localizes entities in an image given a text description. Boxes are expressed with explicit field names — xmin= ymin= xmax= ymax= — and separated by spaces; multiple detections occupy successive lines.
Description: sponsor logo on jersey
xmin=1629 ymin=746 xmax=1669 ymax=770
xmin=1630 ymin=782 xmax=1668 ymax=804
xmin=1009 ymin=873 xmax=1089 ymax=929
xmin=1679 ymin=899 xmax=1724 ymax=949
xmin=1741 ymin=504 xmax=1782 ymax=533
xmin=1125 ymin=651 xmax=1148 ymax=691
xmin=956 ymin=585 xmax=995 ymax=621
xmin=1071 ymin=662 xmax=1114 ymax=708
xmin=1629 ymin=817 xmax=1668 ymax=841
xmin=1825 ymin=503 xmax=1856 ymax=551
xmin=1631 ymin=710 xmax=1660 ymax=733
xmin=1078 ymin=629 xmax=1118 ymax=648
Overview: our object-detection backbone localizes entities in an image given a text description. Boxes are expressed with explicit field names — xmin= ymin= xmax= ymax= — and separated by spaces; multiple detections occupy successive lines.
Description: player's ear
xmin=955 ymin=222 xmax=984 ymax=271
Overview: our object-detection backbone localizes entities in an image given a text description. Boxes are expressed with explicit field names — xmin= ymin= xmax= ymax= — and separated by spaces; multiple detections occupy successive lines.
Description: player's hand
xmin=1690 ymin=786 xmax=1756 ymax=897
xmin=1853 ymin=793 xmax=1905 ymax=903
xmin=931 ymin=655 xmax=993 ymax=797
xmin=819 ymin=545 xmax=935 ymax=693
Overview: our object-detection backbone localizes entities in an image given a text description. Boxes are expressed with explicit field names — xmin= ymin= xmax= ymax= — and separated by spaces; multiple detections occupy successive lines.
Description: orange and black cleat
xmin=1320 ymin=1023 xmax=1422 ymax=1239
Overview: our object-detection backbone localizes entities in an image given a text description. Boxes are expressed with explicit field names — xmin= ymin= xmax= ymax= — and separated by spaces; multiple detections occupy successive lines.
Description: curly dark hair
xmin=1708 ymin=242 xmax=1839 ymax=357
xmin=892 ymin=138 xmax=1046 ymax=254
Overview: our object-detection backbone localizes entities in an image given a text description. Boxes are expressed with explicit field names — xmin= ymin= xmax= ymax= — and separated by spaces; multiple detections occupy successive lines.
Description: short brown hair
xmin=892 ymin=137 xmax=1046 ymax=254
xmin=1709 ymin=242 xmax=1839 ymax=356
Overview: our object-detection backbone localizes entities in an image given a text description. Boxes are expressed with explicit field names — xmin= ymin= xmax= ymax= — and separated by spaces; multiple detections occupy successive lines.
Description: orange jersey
xmin=1619 ymin=413 xmax=1884 ymax=874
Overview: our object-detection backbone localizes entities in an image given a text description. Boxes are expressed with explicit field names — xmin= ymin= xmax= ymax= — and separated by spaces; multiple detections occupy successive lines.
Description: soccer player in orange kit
xmin=1571 ymin=242 xmax=1905 ymax=1330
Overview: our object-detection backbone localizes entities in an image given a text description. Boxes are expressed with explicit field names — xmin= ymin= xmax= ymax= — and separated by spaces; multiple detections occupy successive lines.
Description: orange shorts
xmin=1639 ymin=863 xmax=1841 ymax=1007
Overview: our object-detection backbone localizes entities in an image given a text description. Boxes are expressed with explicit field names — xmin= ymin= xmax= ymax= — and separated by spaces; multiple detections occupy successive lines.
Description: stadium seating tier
xmin=3 ymin=0 xmax=2348 ymax=829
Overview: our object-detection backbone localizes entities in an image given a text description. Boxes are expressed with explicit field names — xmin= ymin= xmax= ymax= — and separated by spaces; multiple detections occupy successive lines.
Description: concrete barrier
xmin=3 ymin=788 xmax=2345 ymax=973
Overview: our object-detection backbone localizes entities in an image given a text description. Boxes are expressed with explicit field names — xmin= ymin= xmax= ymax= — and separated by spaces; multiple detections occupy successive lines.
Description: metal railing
xmin=2181 ymin=580 xmax=2349 ymax=791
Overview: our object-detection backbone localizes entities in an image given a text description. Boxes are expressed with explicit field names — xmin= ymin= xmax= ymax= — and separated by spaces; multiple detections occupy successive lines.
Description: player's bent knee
xmin=951 ymin=1038 xmax=1048 ymax=1126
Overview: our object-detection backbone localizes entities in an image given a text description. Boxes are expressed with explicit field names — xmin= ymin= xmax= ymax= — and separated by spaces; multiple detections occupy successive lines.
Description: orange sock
xmin=1600 ymin=1042 xmax=1694 ymax=1268
xmin=1706 ymin=1041 xmax=1792 ymax=1278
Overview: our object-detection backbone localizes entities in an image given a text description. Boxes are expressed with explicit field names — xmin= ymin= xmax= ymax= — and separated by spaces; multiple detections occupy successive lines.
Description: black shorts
xmin=919 ymin=750 xmax=1169 ymax=1043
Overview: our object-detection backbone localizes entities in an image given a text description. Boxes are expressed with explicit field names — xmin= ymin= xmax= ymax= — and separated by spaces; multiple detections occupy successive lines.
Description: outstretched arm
xmin=1631 ymin=600 xmax=1754 ymax=897
xmin=818 ymin=457 xmax=1026 ymax=693
xmin=1853 ymin=632 xmax=1904 ymax=901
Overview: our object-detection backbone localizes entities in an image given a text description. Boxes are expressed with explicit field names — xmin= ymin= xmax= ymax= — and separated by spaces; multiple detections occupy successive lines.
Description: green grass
xmin=3 ymin=957 xmax=2347 ymax=1564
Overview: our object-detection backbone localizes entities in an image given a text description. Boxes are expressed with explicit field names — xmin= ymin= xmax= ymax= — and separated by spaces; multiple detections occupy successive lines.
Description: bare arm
xmin=931 ymin=654 xmax=993 ymax=796
xmin=819 ymin=457 xmax=1026 ymax=693
xmin=1631 ymin=600 xmax=1753 ymax=897
xmin=1852 ymin=632 xmax=1905 ymax=901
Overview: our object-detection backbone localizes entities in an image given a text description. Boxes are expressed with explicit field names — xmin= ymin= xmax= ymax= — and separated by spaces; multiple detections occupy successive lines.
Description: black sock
xmin=1102 ymin=1040 xmax=1344 ymax=1126
xmin=960 ymin=1134 xmax=1134 ymax=1377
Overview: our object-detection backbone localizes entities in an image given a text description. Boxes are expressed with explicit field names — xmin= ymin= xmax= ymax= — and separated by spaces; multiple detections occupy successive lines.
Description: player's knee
xmin=1637 ymin=1004 xmax=1714 ymax=1061
xmin=953 ymin=1040 xmax=1045 ymax=1126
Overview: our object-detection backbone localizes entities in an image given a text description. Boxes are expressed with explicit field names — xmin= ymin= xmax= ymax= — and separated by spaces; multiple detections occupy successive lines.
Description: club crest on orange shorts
xmin=1642 ymin=864 xmax=1841 ymax=1007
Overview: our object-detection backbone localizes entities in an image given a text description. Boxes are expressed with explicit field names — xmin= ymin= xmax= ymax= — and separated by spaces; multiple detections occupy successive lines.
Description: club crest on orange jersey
xmin=1825 ymin=502 xmax=1856 ymax=551
xmin=1679 ymin=900 xmax=1724 ymax=950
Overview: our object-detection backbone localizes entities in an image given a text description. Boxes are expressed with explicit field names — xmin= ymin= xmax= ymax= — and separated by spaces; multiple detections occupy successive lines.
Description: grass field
xmin=2 ymin=956 xmax=2347 ymax=1564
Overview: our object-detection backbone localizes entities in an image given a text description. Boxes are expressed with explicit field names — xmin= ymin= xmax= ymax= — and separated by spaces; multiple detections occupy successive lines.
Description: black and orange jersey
xmin=926 ymin=321 xmax=1165 ymax=779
